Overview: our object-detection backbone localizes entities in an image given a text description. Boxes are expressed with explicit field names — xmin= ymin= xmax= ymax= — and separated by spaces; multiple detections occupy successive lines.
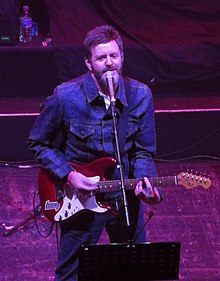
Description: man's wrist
xmin=67 ymin=170 xmax=77 ymax=185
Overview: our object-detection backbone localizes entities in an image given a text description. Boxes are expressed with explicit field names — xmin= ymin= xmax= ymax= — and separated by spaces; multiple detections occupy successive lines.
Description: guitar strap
xmin=117 ymin=77 xmax=131 ymax=156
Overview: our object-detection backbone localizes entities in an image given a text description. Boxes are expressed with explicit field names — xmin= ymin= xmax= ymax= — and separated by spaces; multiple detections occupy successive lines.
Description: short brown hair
xmin=83 ymin=25 xmax=123 ymax=60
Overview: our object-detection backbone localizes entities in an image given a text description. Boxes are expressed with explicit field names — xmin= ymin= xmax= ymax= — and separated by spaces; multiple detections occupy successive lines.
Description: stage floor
xmin=0 ymin=159 xmax=219 ymax=281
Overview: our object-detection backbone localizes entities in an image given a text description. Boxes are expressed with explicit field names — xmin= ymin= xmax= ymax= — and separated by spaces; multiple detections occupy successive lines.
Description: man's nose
xmin=105 ymin=56 xmax=113 ymax=66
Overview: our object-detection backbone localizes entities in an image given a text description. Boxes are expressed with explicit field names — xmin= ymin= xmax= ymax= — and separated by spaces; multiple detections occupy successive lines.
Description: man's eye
xmin=111 ymin=54 xmax=119 ymax=59
xmin=97 ymin=56 xmax=105 ymax=61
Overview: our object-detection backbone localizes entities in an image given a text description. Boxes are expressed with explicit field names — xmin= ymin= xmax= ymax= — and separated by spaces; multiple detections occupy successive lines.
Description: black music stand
xmin=78 ymin=242 xmax=181 ymax=281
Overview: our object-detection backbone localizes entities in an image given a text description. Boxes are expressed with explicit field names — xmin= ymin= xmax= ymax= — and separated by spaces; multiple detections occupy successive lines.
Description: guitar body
xmin=38 ymin=157 xmax=117 ymax=222
xmin=38 ymin=156 xmax=211 ymax=222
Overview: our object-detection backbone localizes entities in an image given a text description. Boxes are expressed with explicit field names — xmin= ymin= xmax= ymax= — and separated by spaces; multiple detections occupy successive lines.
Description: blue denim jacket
xmin=28 ymin=72 xmax=157 ymax=181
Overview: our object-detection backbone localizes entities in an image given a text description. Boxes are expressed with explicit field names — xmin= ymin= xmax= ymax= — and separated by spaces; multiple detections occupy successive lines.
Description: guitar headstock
xmin=177 ymin=172 xmax=211 ymax=189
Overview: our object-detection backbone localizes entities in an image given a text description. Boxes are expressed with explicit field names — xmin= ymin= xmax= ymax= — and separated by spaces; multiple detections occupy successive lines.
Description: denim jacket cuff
xmin=54 ymin=163 xmax=74 ymax=181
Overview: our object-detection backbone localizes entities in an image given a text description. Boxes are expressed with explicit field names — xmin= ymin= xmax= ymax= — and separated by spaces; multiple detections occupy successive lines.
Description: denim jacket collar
xmin=84 ymin=72 xmax=128 ymax=107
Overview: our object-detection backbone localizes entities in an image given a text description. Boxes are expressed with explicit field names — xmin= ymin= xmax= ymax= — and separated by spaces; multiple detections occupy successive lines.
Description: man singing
xmin=28 ymin=25 xmax=162 ymax=281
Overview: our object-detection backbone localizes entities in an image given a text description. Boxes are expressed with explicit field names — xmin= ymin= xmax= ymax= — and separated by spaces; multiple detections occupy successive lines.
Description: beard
xmin=92 ymin=65 xmax=122 ymax=95
xmin=101 ymin=70 xmax=119 ymax=94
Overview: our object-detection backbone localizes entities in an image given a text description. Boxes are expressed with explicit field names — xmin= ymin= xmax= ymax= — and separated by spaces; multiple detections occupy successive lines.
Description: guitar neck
xmin=97 ymin=176 xmax=177 ymax=193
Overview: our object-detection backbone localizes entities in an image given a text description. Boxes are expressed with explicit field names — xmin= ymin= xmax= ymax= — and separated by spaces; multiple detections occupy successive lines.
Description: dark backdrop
xmin=0 ymin=0 xmax=17 ymax=44
xmin=44 ymin=0 xmax=220 ymax=92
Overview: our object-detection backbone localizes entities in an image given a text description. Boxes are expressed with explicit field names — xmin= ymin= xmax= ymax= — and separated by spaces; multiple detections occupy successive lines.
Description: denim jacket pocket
xmin=70 ymin=122 xmax=95 ymax=139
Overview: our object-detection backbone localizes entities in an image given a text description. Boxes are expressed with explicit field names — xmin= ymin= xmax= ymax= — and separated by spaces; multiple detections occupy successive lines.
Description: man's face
xmin=85 ymin=40 xmax=123 ymax=93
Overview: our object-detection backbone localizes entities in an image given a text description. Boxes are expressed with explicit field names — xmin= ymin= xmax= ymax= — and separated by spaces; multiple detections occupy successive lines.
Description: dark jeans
xmin=54 ymin=194 xmax=146 ymax=281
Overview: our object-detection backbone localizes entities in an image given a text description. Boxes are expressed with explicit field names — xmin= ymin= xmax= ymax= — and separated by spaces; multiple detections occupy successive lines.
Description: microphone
xmin=105 ymin=71 xmax=116 ymax=103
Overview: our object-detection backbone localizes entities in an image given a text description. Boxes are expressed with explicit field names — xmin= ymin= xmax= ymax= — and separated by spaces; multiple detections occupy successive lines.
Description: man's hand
xmin=67 ymin=171 xmax=98 ymax=193
xmin=135 ymin=177 xmax=161 ymax=204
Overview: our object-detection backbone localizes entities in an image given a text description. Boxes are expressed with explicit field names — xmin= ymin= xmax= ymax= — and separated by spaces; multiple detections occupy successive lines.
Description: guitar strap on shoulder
xmin=118 ymin=77 xmax=131 ymax=156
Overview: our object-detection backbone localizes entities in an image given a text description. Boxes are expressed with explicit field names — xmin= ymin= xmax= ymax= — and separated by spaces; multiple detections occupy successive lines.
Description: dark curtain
xmin=45 ymin=0 xmax=220 ymax=94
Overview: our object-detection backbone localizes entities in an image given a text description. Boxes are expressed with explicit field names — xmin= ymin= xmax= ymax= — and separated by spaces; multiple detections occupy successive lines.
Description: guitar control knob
xmin=65 ymin=210 xmax=68 ymax=217
xmin=68 ymin=202 xmax=71 ymax=209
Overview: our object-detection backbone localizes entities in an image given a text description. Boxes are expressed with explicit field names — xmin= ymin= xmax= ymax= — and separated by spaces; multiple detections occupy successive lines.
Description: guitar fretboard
xmin=97 ymin=176 xmax=177 ymax=193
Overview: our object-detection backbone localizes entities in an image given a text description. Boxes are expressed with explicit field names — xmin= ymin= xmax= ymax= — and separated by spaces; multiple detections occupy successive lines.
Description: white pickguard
xmin=54 ymin=176 xmax=108 ymax=222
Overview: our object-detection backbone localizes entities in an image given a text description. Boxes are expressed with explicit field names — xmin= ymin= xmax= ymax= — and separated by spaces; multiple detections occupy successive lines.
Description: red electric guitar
xmin=38 ymin=157 xmax=211 ymax=222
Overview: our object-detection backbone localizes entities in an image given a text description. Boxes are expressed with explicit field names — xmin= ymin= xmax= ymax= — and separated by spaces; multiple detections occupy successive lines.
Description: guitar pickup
xmin=55 ymin=185 xmax=65 ymax=201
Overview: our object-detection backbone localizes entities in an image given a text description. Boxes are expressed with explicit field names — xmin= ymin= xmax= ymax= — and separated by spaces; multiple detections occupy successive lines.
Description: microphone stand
xmin=110 ymin=99 xmax=131 ymax=229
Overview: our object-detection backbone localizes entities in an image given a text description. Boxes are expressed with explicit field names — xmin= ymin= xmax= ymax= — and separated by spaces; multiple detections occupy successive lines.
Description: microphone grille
xmin=105 ymin=71 xmax=114 ymax=78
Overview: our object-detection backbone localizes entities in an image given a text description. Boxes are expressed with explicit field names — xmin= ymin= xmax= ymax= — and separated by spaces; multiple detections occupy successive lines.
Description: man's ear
xmin=85 ymin=58 xmax=92 ymax=71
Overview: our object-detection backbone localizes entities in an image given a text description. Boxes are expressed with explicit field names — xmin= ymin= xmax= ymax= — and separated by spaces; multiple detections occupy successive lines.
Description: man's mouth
xmin=103 ymin=68 xmax=117 ymax=73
